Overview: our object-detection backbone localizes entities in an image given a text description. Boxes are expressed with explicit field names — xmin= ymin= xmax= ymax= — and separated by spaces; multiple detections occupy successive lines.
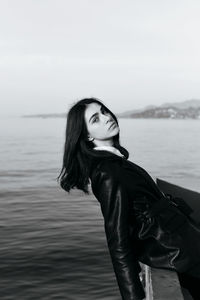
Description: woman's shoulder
xmin=89 ymin=156 xmax=126 ymax=197
xmin=90 ymin=155 xmax=124 ymax=181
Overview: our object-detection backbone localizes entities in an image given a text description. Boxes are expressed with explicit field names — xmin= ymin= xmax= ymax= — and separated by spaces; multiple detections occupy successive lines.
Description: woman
xmin=58 ymin=97 xmax=200 ymax=300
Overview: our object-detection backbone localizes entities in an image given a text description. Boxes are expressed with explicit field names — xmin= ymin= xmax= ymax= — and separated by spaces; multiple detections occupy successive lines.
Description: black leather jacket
xmin=89 ymin=152 xmax=200 ymax=300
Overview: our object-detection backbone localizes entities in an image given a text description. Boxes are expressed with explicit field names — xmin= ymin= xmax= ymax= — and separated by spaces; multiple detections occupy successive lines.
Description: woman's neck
xmin=93 ymin=140 xmax=114 ymax=147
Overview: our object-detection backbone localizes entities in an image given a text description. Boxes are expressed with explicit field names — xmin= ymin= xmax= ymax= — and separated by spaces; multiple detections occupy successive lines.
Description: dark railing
xmin=142 ymin=264 xmax=193 ymax=300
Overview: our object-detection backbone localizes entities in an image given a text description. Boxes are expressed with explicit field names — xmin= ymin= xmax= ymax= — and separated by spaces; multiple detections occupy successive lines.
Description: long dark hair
xmin=57 ymin=97 xmax=129 ymax=194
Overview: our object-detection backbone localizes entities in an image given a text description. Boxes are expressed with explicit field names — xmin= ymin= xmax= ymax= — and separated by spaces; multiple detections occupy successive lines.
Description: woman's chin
xmin=111 ymin=127 xmax=120 ymax=136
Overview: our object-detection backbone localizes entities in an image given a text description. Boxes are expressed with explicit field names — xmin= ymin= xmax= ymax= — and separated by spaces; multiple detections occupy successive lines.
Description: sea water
xmin=0 ymin=117 xmax=199 ymax=300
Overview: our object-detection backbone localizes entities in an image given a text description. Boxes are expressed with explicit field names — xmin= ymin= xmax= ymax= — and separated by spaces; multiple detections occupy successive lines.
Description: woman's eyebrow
xmin=89 ymin=106 xmax=103 ymax=123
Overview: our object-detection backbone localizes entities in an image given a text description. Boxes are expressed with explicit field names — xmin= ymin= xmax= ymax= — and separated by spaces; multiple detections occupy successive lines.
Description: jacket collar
xmin=88 ymin=150 xmax=125 ymax=175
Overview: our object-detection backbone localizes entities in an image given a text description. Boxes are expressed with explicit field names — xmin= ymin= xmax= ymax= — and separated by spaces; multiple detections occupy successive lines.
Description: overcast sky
xmin=1 ymin=0 xmax=200 ymax=116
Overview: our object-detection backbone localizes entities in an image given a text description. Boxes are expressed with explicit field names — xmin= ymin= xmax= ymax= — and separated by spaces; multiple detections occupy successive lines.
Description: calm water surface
xmin=0 ymin=117 xmax=199 ymax=300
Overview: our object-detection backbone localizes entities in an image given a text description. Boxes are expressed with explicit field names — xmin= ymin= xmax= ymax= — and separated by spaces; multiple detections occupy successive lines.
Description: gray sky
xmin=1 ymin=0 xmax=200 ymax=116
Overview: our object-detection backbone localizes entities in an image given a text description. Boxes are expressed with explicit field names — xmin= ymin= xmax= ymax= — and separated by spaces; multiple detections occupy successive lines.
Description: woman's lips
xmin=109 ymin=122 xmax=116 ymax=130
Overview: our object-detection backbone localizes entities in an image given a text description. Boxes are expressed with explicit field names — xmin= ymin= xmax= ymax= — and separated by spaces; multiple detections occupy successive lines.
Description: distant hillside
xmin=22 ymin=99 xmax=200 ymax=119
xmin=117 ymin=99 xmax=200 ymax=119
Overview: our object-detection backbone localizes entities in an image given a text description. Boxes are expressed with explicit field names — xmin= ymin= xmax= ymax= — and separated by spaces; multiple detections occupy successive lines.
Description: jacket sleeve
xmin=91 ymin=165 xmax=145 ymax=300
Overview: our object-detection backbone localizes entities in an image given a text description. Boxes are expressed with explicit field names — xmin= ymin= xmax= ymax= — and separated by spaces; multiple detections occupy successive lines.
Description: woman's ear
xmin=88 ymin=136 xmax=94 ymax=142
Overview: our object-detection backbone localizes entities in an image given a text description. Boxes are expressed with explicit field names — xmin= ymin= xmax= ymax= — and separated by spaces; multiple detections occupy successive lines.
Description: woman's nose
xmin=102 ymin=114 xmax=111 ymax=123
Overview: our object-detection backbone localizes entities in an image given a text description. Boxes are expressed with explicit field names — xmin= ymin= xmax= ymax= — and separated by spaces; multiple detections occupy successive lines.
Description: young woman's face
xmin=84 ymin=103 xmax=120 ymax=146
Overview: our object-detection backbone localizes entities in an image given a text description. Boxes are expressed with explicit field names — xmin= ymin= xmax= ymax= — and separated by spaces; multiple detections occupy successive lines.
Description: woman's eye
xmin=93 ymin=117 xmax=99 ymax=123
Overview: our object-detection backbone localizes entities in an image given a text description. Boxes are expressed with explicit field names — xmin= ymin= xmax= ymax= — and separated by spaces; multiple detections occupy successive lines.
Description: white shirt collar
xmin=93 ymin=145 xmax=124 ymax=157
